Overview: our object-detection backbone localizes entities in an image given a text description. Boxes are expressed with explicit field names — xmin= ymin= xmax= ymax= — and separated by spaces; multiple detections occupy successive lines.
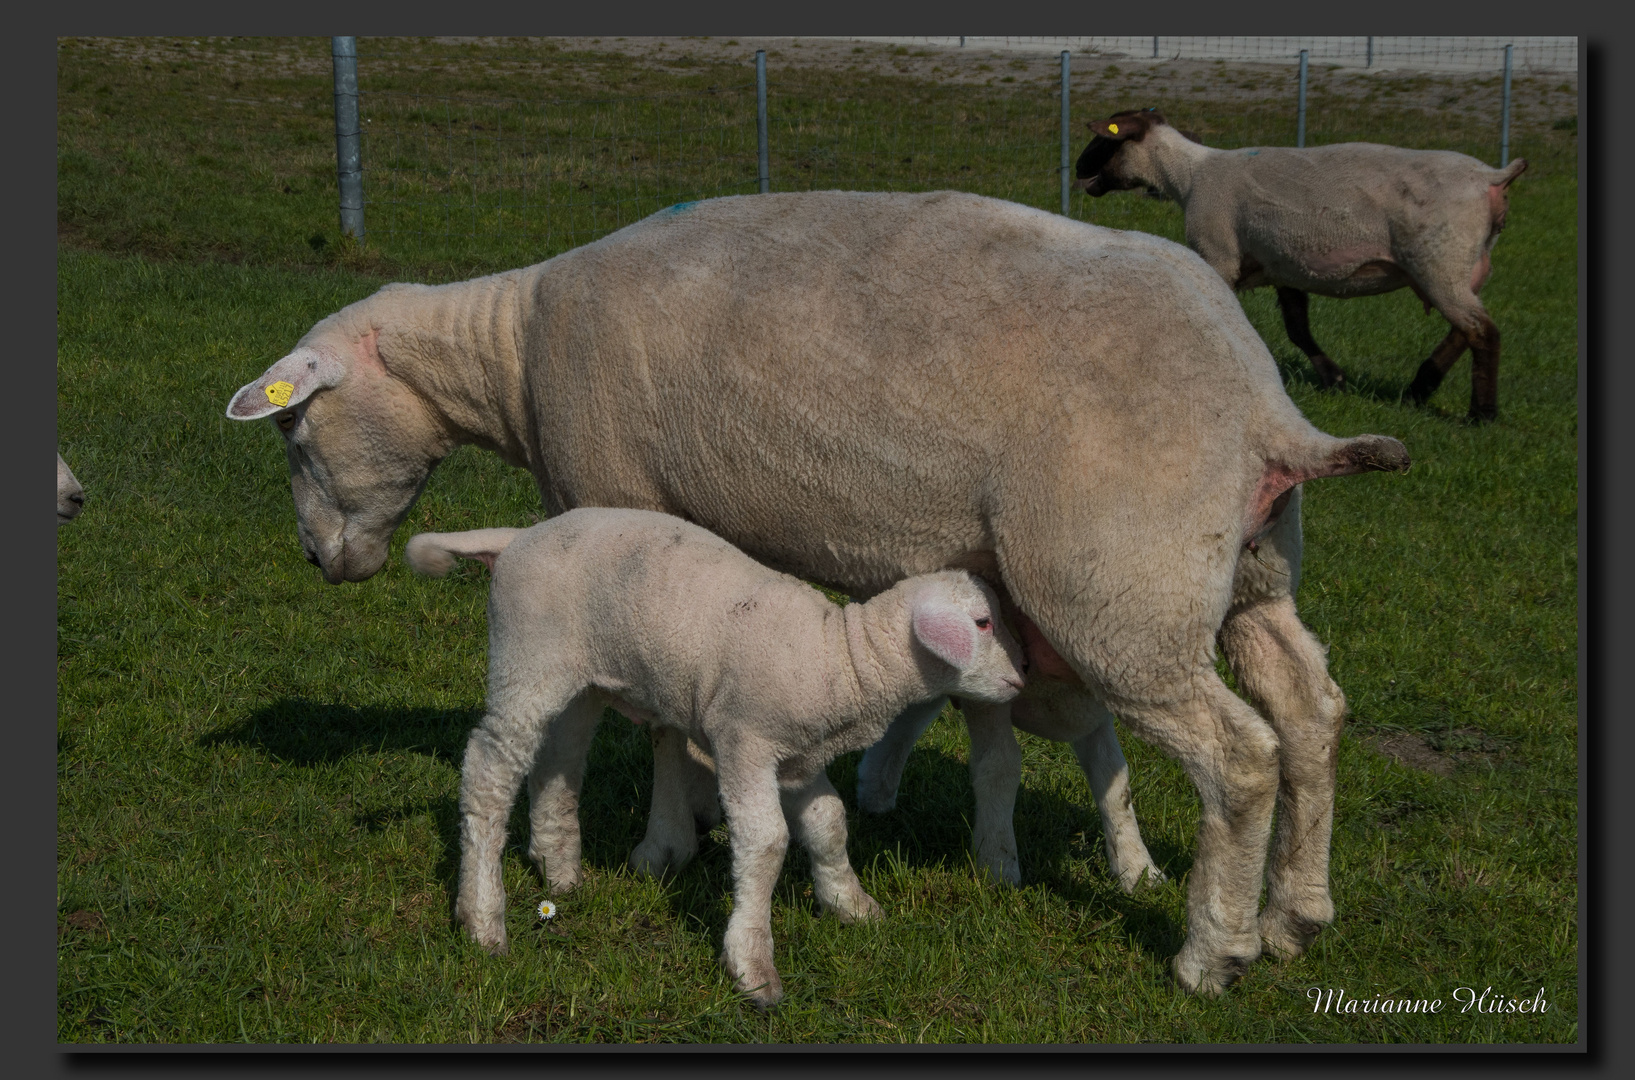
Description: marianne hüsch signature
xmin=1307 ymin=986 xmax=1551 ymax=1015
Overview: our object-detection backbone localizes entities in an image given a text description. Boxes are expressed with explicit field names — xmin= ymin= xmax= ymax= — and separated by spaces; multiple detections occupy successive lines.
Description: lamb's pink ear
xmin=225 ymin=347 xmax=348 ymax=421
xmin=912 ymin=601 xmax=977 ymax=670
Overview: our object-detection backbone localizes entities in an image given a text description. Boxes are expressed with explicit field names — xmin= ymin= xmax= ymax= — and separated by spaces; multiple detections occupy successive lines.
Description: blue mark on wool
xmin=662 ymin=201 xmax=699 ymax=215
xmin=1244 ymin=149 xmax=1261 ymax=156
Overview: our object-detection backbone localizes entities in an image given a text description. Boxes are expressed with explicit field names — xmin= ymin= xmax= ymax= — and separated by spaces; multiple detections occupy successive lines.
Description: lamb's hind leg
xmin=459 ymin=691 xmax=597 ymax=953
xmin=1069 ymin=708 xmax=1167 ymax=892
xmin=1276 ymin=287 xmax=1347 ymax=388
xmin=522 ymin=694 xmax=605 ymax=896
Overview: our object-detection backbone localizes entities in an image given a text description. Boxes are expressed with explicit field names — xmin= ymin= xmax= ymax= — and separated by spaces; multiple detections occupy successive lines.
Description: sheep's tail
xmin=404 ymin=528 xmax=526 ymax=577
xmin=1243 ymin=431 xmax=1410 ymax=545
xmin=1494 ymin=157 xmax=1528 ymax=189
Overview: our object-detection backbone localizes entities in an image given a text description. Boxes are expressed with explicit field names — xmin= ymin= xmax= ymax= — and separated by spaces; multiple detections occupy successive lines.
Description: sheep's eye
xmin=974 ymin=617 xmax=992 ymax=631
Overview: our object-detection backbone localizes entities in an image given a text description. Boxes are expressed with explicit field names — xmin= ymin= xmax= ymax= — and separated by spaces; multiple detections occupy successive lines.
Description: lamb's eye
xmin=975 ymin=617 xmax=992 ymax=631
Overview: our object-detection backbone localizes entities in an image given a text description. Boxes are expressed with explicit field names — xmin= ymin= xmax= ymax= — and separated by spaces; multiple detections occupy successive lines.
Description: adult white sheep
xmin=58 ymin=453 xmax=85 ymax=525
xmin=226 ymin=190 xmax=1410 ymax=994
xmin=405 ymin=510 xmax=1025 ymax=1008
xmin=1074 ymin=108 xmax=1526 ymax=421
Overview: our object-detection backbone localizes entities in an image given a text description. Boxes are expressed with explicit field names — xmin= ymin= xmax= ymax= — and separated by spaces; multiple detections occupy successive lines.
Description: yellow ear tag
xmin=1108 ymin=123 xmax=1119 ymax=134
xmin=264 ymin=380 xmax=295 ymax=408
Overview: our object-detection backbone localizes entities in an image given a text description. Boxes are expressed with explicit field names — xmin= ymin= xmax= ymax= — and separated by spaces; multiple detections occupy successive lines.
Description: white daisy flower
xmin=537 ymin=899 xmax=557 ymax=921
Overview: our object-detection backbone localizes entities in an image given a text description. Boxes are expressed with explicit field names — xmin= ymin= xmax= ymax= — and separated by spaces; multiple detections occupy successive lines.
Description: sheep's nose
xmin=68 ymin=492 xmax=84 ymax=506
xmin=304 ymin=547 xmax=322 ymax=567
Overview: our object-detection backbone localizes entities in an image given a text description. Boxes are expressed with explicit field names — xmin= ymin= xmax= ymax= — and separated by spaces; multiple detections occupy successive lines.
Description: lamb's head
xmin=226 ymin=334 xmax=452 ymax=585
xmin=1074 ymin=108 xmax=1176 ymax=197
xmin=906 ymin=572 xmax=1025 ymax=704
xmin=57 ymin=453 xmax=84 ymax=525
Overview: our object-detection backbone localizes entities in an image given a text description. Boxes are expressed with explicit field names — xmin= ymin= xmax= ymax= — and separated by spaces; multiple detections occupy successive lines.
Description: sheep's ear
xmin=225 ymin=347 xmax=348 ymax=421
xmin=912 ymin=601 xmax=977 ymax=670
xmin=1088 ymin=117 xmax=1135 ymax=140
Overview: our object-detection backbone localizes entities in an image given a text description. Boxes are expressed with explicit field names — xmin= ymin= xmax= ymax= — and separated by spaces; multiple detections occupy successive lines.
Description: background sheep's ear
xmin=225 ymin=347 xmax=348 ymax=421
xmin=912 ymin=601 xmax=977 ymax=670
xmin=1087 ymin=118 xmax=1129 ymax=140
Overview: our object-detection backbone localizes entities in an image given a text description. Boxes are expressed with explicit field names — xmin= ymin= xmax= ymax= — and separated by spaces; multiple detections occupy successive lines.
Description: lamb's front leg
xmin=964 ymin=699 xmax=1023 ymax=885
xmin=783 ymin=771 xmax=882 ymax=924
xmin=629 ymin=725 xmax=713 ymax=879
xmin=716 ymin=753 xmax=790 ymax=1009
xmin=855 ymin=697 xmax=946 ymax=813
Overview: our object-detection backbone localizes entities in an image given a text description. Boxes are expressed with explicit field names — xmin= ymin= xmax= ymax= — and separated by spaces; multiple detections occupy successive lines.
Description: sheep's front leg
xmin=1275 ymin=287 xmax=1347 ymax=388
xmin=855 ymin=697 xmax=946 ymax=813
xmin=523 ymin=696 xmax=604 ymax=896
xmin=629 ymin=725 xmax=713 ymax=879
xmin=1219 ymin=594 xmax=1345 ymax=961
xmin=716 ymin=752 xmax=789 ymax=1009
xmin=782 ymin=771 xmax=882 ymax=924
xmin=964 ymin=699 xmax=1023 ymax=886
xmin=456 ymin=714 xmax=552 ymax=954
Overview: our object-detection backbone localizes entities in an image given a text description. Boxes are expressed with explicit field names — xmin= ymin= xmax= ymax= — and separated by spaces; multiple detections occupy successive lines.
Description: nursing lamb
xmin=406 ymin=510 xmax=1025 ymax=1008
xmin=226 ymin=190 xmax=1410 ymax=993
xmin=1075 ymin=108 xmax=1525 ymax=420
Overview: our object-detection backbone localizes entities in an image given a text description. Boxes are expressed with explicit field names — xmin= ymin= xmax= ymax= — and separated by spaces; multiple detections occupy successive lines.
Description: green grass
xmin=57 ymin=38 xmax=1577 ymax=1044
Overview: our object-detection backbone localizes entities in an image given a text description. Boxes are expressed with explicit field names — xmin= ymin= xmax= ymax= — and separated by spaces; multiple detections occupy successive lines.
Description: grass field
xmin=56 ymin=37 xmax=1579 ymax=1044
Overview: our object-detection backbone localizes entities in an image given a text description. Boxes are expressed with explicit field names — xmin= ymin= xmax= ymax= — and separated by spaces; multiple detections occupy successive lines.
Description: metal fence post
xmin=1152 ymin=36 xmax=1159 ymax=59
xmin=1500 ymin=43 xmax=1514 ymax=166
xmin=756 ymin=50 xmax=769 ymax=194
xmin=331 ymin=36 xmax=364 ymax=240
xmin=1060 ymin=51 xmax=1071 ymax=215
xmin=1296 ymin=48 xmax=1309 ymax=148
xmin=1366 ymin=36 xmax=1373 ymax=68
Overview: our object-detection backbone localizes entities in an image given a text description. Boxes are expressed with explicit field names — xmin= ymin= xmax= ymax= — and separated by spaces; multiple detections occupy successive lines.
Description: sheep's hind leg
xmin=783 ymin=771 xmax=882 ymax=924
xmin=523 ymin=694 xmax=604 ymax=896
xmin=1406 ymin=326 xmax=1470 ymax=408
xmin=1276 ymin=287 xmax=1347 ymax=388
xmin=1219 ymin=595 xmax=1345 ymax=961
xmin=629 ymin=726 xmax=714 ymax=879
xmin=1117 ymin=678 xmax=1281 ymax=996
xmin=855 ymin=697 xmax=946 ymax=813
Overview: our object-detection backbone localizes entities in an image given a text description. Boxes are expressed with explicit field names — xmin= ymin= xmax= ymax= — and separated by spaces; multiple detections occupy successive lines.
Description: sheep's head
xmin=1074 ymin=108 xmax=1171 ymax=197
xmin=57 ymin=453 xmax=84 ymax=525
xmin=226 ymin=335 xmax=451 ymax=584
xmin=908 ymin=573 xmax=1025 ymax=703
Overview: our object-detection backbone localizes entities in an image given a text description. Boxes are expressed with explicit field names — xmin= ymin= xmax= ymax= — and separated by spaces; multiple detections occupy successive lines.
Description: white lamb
xmin=405 ymin=508 xmax=1025 ymax=1008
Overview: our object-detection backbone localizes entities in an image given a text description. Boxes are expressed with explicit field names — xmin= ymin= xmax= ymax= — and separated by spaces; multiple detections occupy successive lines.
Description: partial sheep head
xmin=226 ymin=337 xmax=451 ymax=585
xmin=908 ymin=573 xmax=1025 ymax=703
xmin=57 ymin=453 xmax=84 ymax=525
xmin=1074 ymin=108 xmax=1169 ymax=197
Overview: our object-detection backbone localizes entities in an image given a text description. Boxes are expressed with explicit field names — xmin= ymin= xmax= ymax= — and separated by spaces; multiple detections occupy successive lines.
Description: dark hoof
xmin=1464 ymin=408 xmax=1498 ymax=425
xmin=1312 ymin=357 xmax=1347 ymax=389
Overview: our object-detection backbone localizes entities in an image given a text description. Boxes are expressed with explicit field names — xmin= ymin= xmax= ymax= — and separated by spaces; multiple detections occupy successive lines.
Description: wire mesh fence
xmin=345 ymin=37 xmax=1578 ymax=271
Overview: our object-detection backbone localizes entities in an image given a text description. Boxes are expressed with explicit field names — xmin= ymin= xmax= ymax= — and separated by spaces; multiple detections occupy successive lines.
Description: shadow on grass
xmin=199 ymin=699 xmax=1191 ymax=957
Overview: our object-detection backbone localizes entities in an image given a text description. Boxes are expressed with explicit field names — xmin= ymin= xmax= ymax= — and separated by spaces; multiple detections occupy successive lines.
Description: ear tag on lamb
xmin=1107 ymin=123 xmax=1119 ymax=134
xmin=264 ymin=380 xmax=295 ymax=408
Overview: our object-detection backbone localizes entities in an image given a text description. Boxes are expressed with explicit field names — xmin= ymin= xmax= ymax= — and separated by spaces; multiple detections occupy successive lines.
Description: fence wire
xmin=348 ymin=38 xmax=1577 ymax=269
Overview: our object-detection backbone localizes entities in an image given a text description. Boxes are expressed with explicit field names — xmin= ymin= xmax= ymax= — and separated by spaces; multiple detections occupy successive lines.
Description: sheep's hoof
xmin=628 ymin=836 xmax=696 ymax=880
xmin=826 ymin=889 xmax=884 ymax=925
xmin=1464 ymin=407 xmax=1498 ymax=425
xmin=1115 ymin=863 xmax=1168 ymax=894
xmin=723 ymin=957 xmax=784 ymax=1009
xmin=1258 ymin=907 xmax=1327 ymax=961
xmin=1173 ymin=945 xmax=1254 ymax=997
xmin=1312 ymin=357 xmax=1347 ymax=389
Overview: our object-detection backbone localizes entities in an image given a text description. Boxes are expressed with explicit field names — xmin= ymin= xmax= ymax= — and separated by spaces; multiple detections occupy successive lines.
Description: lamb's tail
xmin=404 ymin=528 xmax=526 ymax=577
xmin=1243 ymin=433 xmax=1410 ymax=545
